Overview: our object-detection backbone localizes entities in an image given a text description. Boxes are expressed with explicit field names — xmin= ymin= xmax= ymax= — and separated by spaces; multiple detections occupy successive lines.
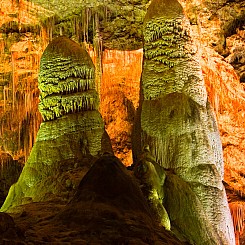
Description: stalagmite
xmin=1 ymin=36 xmax=112 ymax=212
xmin=133 ymin=0 xmax=235 ymax=244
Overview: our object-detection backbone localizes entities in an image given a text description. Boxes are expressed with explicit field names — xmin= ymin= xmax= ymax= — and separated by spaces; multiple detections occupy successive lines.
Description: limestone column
xmin=134 ymin=0 xmax=235 ymax=244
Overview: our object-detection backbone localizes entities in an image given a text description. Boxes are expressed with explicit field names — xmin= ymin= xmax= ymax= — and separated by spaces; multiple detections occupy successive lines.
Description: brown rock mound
xmin=51 ymin=155 xmax=187 ymax=244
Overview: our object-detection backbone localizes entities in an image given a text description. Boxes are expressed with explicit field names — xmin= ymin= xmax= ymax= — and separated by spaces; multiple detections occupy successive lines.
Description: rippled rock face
xmin=133 ymin=0 xmax=235 ymax=244
xmin=38 ymin=37 xmax=99 ymax=121
xmin=0 ymin=37 xmax=112 ymax=212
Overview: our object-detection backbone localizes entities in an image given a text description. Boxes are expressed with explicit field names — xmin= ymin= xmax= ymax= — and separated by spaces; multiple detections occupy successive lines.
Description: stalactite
xmin=40 ymin=15 xmax=55 ymax=46
xmin=98 ymin=49 xmax=142 ymax=165
xmin=93 ymin=12 xmax=103 ymax=97
xmin=0 ymin=0 xmax=43 ymax=161
xmin=230 ymin=202 xmax=245 ymax=245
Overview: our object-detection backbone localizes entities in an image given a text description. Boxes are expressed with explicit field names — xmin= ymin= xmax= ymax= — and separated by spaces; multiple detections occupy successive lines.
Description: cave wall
xmin=0 ymin=0 xmax=42 ymax=162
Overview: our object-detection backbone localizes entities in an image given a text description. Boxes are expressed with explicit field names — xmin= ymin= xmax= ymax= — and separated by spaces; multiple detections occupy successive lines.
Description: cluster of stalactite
xmin=0 ymin=2 xmax=245 ymax=243
xmin=230 ymin=202 xmax=245 ymax=245
xmin=0 ymin=0 xmax=43 ymax=161
xmin=0 ymin=0 xmax=142 ymax=165
xmin=0 ymin=0 xmax=106 ymax=160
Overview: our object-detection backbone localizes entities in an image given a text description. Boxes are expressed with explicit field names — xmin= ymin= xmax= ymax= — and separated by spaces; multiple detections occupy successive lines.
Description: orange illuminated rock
xmin=100 ymin=49 xmax=142 ymax=166
xmin=0 ymin=1 xmax=245 ymax=243
xmin=201 ymin=48 xmax=245 ymax=244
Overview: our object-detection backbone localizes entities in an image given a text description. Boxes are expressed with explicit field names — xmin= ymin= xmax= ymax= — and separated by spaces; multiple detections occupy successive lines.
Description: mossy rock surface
xmin=1 ymin=36 xmax=112 ymax=212
xmin=1 ymin=112 xmax=111 ymax=212
xmin=29 ymin=0 xmax=150 ymax=50
xmin=38 ymin=36 xmax=98 ymax=121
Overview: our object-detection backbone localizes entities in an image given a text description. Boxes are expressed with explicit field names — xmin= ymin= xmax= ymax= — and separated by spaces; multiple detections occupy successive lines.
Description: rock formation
xmin=0 ymin=155 xmax=189 ymax=244
xmin=53 ymin=154 xmax=181 ymax=244
xmin=0 ymin=0 xmax=245 ymax=243
xmin=225 ymin=30 xmax=245 ymax=83
xmin=0 ymin=36 xmax=112 ymax=212
xmin=0 ymin=0 xmax=42 ymax=165
xmin=100 ymin=50 xmax=142 ymax=165
xmin=0 ymin=212 xmax=24 ymax=243
xmin=201 ymin=48 xmax=245 ymax=244
xmin=133 ymin=0 xmax=235 ymax=244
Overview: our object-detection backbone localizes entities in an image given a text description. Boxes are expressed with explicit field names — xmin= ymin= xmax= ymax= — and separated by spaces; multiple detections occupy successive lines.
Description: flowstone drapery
xmin=133 ymin=0 xmax=235 ymax=244
xmin=1 ymin=37 xmax=112 ymax=212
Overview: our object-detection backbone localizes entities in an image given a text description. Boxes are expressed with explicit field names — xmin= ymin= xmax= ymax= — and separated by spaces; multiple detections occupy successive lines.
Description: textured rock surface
xmin=178 ymin=0 xmax=245 ymax=86
xmin=0 ymin=0 xmax=244 ymax=168
xmin=0 ymin=0 xmax=43 ymax=184
xmin=55 ymin=154 xmax=179 ymax=244
xmin=200 ymin=48 xmax=245 ymax=243
xmin=0 ymin=155 xmax=189 ymax=244
xmin=0 ymin=37 xmax=112 ymax=212
xmin=225 ymin=29 xmax=245 ymax=83
xmin=164 ymin=173 xmax=221 ymax=244
xmin=133 ymin=0 xmax=235 ymax=244
xmin=179 ymin=0 xmax=245 ymax=54
xmin=100 ymin=50 xmax=142 ymax=165
xmin=29 ymin=0 xmax=149 ymax=50
xmin=133 ymin=145 xmax=171 ymax=231
xmin=38 ymin=37 xmax=98 ymax=121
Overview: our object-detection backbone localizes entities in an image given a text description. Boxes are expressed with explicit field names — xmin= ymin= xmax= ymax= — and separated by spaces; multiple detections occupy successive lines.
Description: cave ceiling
xmin=28 ymin=0 xmax=150 ymax=50
xmin=1 ymin=0 xmax=245 ymax=53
